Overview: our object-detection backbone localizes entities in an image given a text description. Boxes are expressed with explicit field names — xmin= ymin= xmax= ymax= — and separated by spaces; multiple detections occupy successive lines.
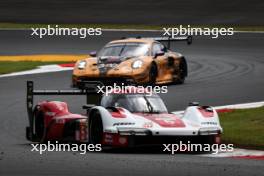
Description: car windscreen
xmin=101 ymin=94 xmax=168 ymax=113
xmin=97 ymin=42 xmax=149 ymax=59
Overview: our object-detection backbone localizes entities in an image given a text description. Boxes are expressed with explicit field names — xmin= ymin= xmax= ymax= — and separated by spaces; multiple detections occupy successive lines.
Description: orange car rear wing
xmin=121 ymin=36 xmax=192 ymax=49
xmin=152 ymin=36 xmax=192 ymax=49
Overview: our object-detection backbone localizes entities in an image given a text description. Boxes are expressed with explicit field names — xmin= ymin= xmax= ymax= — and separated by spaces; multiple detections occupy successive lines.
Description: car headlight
xmin=78 ymin=60 xmax=86 ymax=69
xmin=132 ymin=60 xmax=143 ymax=69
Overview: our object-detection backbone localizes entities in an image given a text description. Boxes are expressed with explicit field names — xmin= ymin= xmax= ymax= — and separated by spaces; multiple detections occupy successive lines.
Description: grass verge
xmin=0 ymin=23 xmax=264 ymax=31
xmin=0 ymin=61 xmax=69 ymax=74
xmin=0 ymin=54 xmax=87 ymax=62
xmin=220 ymin=107 xmax=264 ymax=150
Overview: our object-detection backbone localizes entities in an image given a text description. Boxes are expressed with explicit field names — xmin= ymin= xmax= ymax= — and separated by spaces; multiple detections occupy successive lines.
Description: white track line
xmin=201 ymin=148 xmax=264 ymax=158
xmin=214 ymin=101 xmax=264 ymax=109
xmin=0 ymin=64 xmax=73 ymax=78
xmin=172 ymin=101 xmax=264 ymax=115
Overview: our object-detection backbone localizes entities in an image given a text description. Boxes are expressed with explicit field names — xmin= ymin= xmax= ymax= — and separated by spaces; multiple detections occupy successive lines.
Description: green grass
xmin=1 ymin=22 xmax=264 ymax=31
xmin=220 ymin=107 xmax=264 ymax=150
xmin=0 ymin=61 xmax=67 ymax=74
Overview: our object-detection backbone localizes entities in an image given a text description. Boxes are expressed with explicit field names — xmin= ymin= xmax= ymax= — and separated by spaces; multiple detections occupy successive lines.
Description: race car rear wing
xmin=153 ymin=36 xmax=192 ymax=49
xmin=121 ymin=36 xmax=192 ymax=49
xmin=26 ymin=81 xmax=102 ymax=141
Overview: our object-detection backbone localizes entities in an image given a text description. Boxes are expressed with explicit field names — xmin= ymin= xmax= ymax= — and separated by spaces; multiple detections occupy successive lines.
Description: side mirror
xmin=189 ymin=102 xmax=199 ymax=106
xmin=154 ymin=51 xmax=165 ymax=58
xmin=82 ymin=104 xmax=96 ymax=110
xmin=82 ymin=104 xmax=96 ymax=114
xmin=89 ymin=51 xmax=97 ymax=57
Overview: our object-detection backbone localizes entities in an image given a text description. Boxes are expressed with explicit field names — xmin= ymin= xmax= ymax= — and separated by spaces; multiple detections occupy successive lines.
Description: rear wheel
xmin=89 ymin=112 xmax=104 ymax=144
xmin=34 ymin=108 xmax=45 ymax=141
xmin=175 ymin=59 xmax=187 ymax=84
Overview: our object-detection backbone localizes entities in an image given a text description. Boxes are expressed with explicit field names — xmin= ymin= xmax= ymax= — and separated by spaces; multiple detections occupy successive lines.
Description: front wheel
xmin=148 ymin=64 xmax=158 ymax=85
xmin=89 ymin=112 xmax=104 ymax=145
xmin=202 ymin=135 xmax=221 ymax=145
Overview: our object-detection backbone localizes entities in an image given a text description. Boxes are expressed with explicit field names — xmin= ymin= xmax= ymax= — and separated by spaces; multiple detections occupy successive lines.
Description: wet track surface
xmin=0 ymin=30 xmax=264 ymax=175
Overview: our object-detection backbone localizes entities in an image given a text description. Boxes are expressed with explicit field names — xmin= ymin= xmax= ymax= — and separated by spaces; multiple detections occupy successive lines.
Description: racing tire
xmin=34 ymin=108 xmax=45 ymax=141
xmin=26 ymin=126 xmax=31 ymax=141
xmin=89 ymin=111 xmax=104 ymax=145
xmin=175 ymin=59 xmax=187 ymax=84
xmin=148 ymin=64 xmax=158 ymax=85
xmin=202 ymin=135 xmax=219 ymax=145
xmin=194 ymin=135 xmax=219 ymax=153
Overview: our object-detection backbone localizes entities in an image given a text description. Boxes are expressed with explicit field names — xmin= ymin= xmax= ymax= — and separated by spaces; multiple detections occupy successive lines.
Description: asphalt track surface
xmin=0 ymin=0 xmax=264 ymax=25
xmin=0 ymin=30 xmax=264 ymax=176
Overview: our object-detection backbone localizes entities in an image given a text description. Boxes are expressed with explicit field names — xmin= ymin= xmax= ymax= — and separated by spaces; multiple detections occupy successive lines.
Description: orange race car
xmin=72 ymin=36 xmax=192 ymax=87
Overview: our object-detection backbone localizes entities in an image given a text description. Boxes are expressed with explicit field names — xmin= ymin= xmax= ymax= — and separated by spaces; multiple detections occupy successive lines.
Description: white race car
xmin=88 ymin=89 xmax=223 ymax=147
